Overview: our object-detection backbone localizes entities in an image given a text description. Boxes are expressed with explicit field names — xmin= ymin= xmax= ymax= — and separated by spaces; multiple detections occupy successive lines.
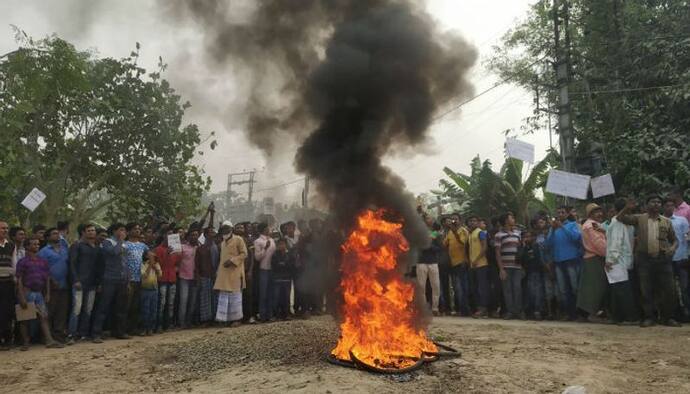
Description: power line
xmin=254 ymin=177 xmax=305 ymax=193
xmin=432 ymin=56 xmax=547 ymax=123
xmin=569 ymin=83 xmax=689 ymax=95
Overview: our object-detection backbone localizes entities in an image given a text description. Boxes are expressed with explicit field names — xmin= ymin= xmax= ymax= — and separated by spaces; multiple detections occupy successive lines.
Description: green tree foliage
xmin=0 ymin=31 xmax=214 ymax=227
xmin=488 ymin=0 xmax=690 ymax=196
xmin=435 ymin=150 xmax=559 ymax=224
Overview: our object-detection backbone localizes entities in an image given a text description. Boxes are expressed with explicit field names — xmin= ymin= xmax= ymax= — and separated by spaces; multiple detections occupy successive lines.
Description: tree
xmin=0 ymin=31 xmax=214 ymax=228
xmin=488 ymin=0 xmax=690 ymax=197
xmin=435 ymin=150 xmax=559 ymax=224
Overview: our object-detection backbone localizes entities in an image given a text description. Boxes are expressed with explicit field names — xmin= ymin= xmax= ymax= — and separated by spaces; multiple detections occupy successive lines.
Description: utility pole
xmin=553 ymin=0 xmax=574 ymax=172
xmin=226 ymin=170 xmax=257 ymax=218
xmin=302 ymin=176 xmax=310 ymax=209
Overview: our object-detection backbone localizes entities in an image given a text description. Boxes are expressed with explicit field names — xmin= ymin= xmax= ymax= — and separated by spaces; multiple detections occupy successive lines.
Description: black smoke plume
xmin=163 ymin=0 xmax=476 ymax=248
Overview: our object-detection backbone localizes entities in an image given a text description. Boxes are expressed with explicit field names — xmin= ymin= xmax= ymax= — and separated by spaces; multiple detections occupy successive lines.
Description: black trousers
xmin=48 ymin=288 xmax=70 ymax=341
xmin=637 ymin=254 xmax=676 ymax=321
xmin=92 ymin=281 xmax=128 ymax=337
xmin=0 ymin=279 xmax=15 ymax=345
xmin=126 ymin=282 xmax=141 ymax=334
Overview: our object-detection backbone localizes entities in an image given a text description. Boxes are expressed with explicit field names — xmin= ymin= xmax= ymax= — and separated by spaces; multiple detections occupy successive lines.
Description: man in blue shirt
xmin=38 ymin=228 xmax=70 ymax=343
xmin=124 ymin=222 xmax=149 ymax=335
xmin=664 ymin=199 xmax=689 ymax=320
xmin=546 ymin=206 xmax=583 ymax=321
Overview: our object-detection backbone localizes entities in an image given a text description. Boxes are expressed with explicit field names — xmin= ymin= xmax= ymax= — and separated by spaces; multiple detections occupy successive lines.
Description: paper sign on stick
xmin=167 ymin=234 xmax=182 ymax=253
xmin=505 ymin=138 xmax=535 ymax=163
xmin=545 ymin=170 xmax=591 ymax=200
xmin=21 ymin=188 xmax=47 ymax=212
xmin=591 ymin=174 xmax=615 ymax=199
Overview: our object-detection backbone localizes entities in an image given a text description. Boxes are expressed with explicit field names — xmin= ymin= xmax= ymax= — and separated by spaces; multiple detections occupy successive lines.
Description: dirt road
xmin=2 ymin=316 xmax=689 ymax=393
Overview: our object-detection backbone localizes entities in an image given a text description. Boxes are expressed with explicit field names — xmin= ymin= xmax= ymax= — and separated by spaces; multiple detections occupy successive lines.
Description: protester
xmin=271 ymin=238 xmax=295 ymax=320
xmin=178 ymin=226 xmax=200 ymax=328
xmin=10 ymin=226 xmax=26 ymax=264
xmin=233 ymin=223 xmax=256 ymax=324
xmin=418 ymin=215 xmax=442 ymax=316
xmin=443 ymin=213 xmax=469 ymax=316
xmin=605 ymin=198 xmax=639 ymax=324
xmin=617 ymin=196 xmax=680 ymax=327
xmin=254 ymin=223 xmax=276 ymax=322
xmin=37 ymin=227 xmax=70 ymax=343
xmin=140 ymin=250 xmax=162 ymax=335
xmin=438 ymin=216 xmax=453 ymax=315
xmin=154 ymin=233 xmax=180 ymax=331
xmin=57 ymin=221 xmax=70 ymax=250
xmin=124 ymin=222 xmax=149 ymax=335
xmin=214 ymin=224 xmax=248 ymax=326
xmin=534 ymin=216 xmax=556 ymax=319
xmin=15 ymin=237 xmax=64 ymax=350
xmin=67 ymin=223 xmax=101 ymax=342
xmin=92 ymin=223 xmax=130 ymax=343
xmin=196 ymin=226 xmax=218 ymax=325
xmin=0 ymin=221 xmax=15 ymax=350
xmin=495 ymin=212 xmax=523 ymax=319
xmin=520 ymin=229 xmax=544 ymax=319
xmin=670 ymin=188 xmax=690 ymax=224
xmin=577 ymin=203 xmax=609 ymax=322
xmin=467 ymin=215 xmax=489 ymax=318
xmin=663 ymin=198 xmax=690 ymax=320
xmin=96 ymin=227 xmax=108 ymax=244
xmin=547 ymin=206 xmax=583 ymax=320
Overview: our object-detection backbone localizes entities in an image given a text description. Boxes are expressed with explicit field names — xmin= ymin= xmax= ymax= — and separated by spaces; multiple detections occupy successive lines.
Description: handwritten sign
xmin=167 ymin=234 xmax=182 ymax=253
xmin=606 ymin=263 xmax=629 ymax=284
xmin=505 ymin=138 xmax=535 ymax=163
xmin=545 ymin=170 xmax=591 ymax=200
xmin=21 ymin=188 xmax=47 ymax=212
xmin=591 ymin=174 xmax=615 ymax=199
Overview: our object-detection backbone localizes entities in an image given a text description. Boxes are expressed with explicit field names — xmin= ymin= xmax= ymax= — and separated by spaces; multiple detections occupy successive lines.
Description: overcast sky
xmin=1 ymin=0 xmax=550 ymax=206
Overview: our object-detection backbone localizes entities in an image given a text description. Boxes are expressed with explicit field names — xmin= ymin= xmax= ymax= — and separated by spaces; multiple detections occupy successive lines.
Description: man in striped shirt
xmin=495 ymin=212 xmax=523 ymax=319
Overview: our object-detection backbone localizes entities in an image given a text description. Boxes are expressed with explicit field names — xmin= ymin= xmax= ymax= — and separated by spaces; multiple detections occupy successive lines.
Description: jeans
xmin=258 ymin=270 xmax=273 ymax=321
xmin=92 ymin=281 xmax=128 ymax=338
xmin=637 ymin=254 xmax=676 ymax=321
xmin=555 ymin=259 xmax=581 ymax=318
xmin=471 ymin=266 xmax=490 ymax=311
xmin=416 ymin=264 xmax=440 ymax=312
xmin=140 ymin=288 xmax=158 ymax=331
xmin=48 ymin=288 xmax=70 ymax=341
xmin=178 ymin=279 xmax=198 ymax=327
xmin=501 ymin=268 xmax=524 ymax=316
xmin=68 ymin=288 xmax=96 ymax=338
xmin=527 ymin=272 xmax=545 ymax=314
xmin=158 ymin=282 xmax=176 ymax=330
xmin=273 ymin=279 xmax=291 ymax=319
xmin=450 ymin=264 xmax=470 ymax=315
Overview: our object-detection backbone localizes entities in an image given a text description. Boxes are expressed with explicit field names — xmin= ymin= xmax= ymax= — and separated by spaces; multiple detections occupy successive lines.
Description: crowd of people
xmin=1 ymin=188 xmax=689 ymax=352
xmin=0 ymin=204 xmax=335 ymax=351
xmin=415 ymin=189 xmax=690 ymax=328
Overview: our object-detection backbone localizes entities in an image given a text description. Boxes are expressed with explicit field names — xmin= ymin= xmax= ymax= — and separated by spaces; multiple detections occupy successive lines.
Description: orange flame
xmin=331 ymin=209 xmax=437 ymax=370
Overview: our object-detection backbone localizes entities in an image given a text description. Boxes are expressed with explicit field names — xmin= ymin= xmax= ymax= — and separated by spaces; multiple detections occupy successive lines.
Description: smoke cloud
xmin=162 ymin=0 xmax=477 ymax=248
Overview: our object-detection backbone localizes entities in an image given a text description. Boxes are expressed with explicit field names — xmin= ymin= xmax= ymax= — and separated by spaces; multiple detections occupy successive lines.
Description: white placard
xmin=21 ymin=188 xmax=47 ymax=212
xmin=606 ymin=263 xmax=629 ymax=284
xmin=167 ymin=234 xmax=182 ymax=253
xmin=545 ymin=170 xmax=591 ymax=200
xmin=591 ymin=174 xmax=615 ymax=199
xmin=505 ymin=138 xmax=535 ymax=163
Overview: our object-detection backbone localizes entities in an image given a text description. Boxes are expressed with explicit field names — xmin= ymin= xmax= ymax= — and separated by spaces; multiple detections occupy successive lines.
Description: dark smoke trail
xmin=162 ymin=0 xmax=476 ymax=248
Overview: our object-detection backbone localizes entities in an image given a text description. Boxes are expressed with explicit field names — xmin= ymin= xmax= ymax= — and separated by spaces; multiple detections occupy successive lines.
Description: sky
xmin=0 ymin=0 xmax=550 ymax=207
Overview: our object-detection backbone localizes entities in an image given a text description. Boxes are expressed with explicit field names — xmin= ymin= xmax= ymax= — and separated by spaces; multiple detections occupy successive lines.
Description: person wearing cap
xmin=617 ymin=196 xmax=680 ymax=327
xmin=576 ymin=203 xmax=609 ymax=322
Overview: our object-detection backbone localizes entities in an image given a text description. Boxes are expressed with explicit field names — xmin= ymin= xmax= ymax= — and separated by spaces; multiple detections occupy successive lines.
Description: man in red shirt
xmin=154 ymin=233 xmax=181 ymax=331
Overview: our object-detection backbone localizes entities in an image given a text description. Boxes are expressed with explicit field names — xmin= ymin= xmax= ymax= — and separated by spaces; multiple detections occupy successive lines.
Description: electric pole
xmin=553 ymin=0 xmax=574 ymax=172
xmin=302 ymin=176 xmax=310 ymax=209
xmin=226 ymin=170 xmax=257 ymax=220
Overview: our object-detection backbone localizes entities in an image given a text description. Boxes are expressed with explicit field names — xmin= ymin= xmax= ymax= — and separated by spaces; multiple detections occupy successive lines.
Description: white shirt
xmin=254 ymin=235 xmax=276 ymax=271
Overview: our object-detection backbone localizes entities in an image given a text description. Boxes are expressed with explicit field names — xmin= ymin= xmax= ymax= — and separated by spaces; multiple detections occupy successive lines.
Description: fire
xmin=331 ymin=209 xmax=438 ymax=370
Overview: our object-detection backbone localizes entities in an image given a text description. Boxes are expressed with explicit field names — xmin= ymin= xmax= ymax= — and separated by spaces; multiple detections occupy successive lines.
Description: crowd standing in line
xmin=416 ymin=189 xmax=690 ymax=328
xmin=1 ymin=190 xmax=689 ymax=352
xmin=0 ymin=204 xmax=340 ymax=351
